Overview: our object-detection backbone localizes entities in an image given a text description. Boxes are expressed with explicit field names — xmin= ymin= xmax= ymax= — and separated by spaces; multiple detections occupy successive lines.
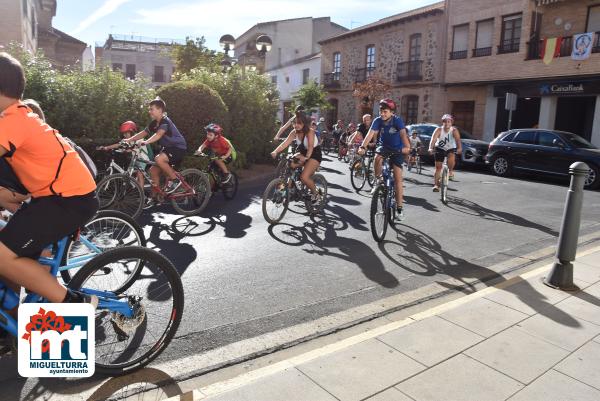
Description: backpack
xmin=223 ymin=137 xmax=237 ymax=161
xmin=50 ymin=132 xmax=97 ymax=196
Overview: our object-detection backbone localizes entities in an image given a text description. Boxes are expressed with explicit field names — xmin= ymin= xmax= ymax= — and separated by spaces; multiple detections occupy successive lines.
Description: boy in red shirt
xmin=195 ymin=123 xmax=235 ymax=183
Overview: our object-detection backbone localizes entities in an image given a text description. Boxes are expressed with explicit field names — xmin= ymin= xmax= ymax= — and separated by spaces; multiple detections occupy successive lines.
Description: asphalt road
xmin=4 ymin=155 xmax=600 ymax=400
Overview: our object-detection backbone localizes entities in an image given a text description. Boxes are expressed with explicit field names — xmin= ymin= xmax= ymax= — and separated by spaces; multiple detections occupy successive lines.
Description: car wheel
xmin=585 ymin=164 xmax=600 ymax=190
xmin=491 ymin=154 xmax=511 ymax=177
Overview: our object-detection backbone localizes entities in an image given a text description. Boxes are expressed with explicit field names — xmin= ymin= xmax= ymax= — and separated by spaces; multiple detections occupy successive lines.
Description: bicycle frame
xmin=0 ymin=232 xmax=134 ymax=338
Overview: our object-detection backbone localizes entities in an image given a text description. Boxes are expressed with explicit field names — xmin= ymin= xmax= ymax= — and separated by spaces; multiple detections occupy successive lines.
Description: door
xmin=451 ymin=101 xmax=475 ymax=135
xmin=510 ymin=130 xmax=537 ymax=170
xmin=534 ymin=131 xmax=572 ymax=175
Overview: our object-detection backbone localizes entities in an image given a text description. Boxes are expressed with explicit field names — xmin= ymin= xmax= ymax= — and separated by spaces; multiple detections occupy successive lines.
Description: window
xmin=499 ymin=14 xmax=522 ymax=54
xmin=302 ymin=68 xmax=310 ymax=85
xmin=125 ymin=64 xmax=136 ymax=79
xmin=326 ymin=99 xmax=339 ymax=128
xmin=401 ymin=95 xmax=419 ymax=125
xmin=285 ymin=76 xmax=290 ymax=83
xmin=153 ymin=66 xmax=165 ymax=82
xmin=31 ymin=9 xmax=36 ymax=38
xmin=513 ymin=131 xmax=536 ymax=144
xmin=22 ymin=0 xmax=27 ymax=18
xmin=451 ymin=24 xmax=469 ymax=59
xmin=501 ymin=132 xmax=516 ymax=142
xmin=409 ymin=34 xmax=421 ymax=61
xmin=112 ymin=63 xmax=123 ymax=71
xmin=588 ymin=5 xmax=600 ymax=32
xmin=474 ymin=19 xmax=494 ymax=57
xmin=537 ymin=132 xmax=563 ymax=147
xmin=271 ymin=75 xmax=278 ymax=84
xmin=366 ymin=45 xmax=375 ymax=77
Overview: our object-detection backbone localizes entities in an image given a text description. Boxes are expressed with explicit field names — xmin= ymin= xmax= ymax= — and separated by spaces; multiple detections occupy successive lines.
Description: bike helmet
xmin=119 ymin=121 xmax=137 ymax=133
xmin=205 ymin=123 xmax=223 ymax=136
xmin=441 ymin=114 xmax=454 ymax=122
xmin=379 ymin=98 xmax=396 ymax=111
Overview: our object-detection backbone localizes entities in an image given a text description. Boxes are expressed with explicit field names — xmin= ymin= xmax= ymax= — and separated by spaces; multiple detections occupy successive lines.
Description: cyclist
xmin=332 ymin=119 xmax=344 ymax=148
xmin=270 ymin=111 xmax=323 ymax=206
xmin=0 ymin=52 xmax=98 ymax=306
xmin=348 ymin=123 xmax=364 ymax=163
xmin=99 ymin=121 xmax=154 ymax=188
xmin=195 ymin=123 xmax=236 ymax=183
xmin=428 ymin=114 xmax=462 ymax=192
xmin=358 ymin=99 xmax=410 ymax=220
xmin=274 ymin=105 xmax=305 ymax=141
xmin=408 ymin=130 xmax=422 ymax=168
xmin=124 ymin=97 xmax=187 ymax=196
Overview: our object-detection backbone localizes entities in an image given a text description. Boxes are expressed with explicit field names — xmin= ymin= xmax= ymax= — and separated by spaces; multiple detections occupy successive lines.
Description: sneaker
xmin=433 ymin=186 xmax=440 ymax=192
xmin=164 ymin=179 xmax=182 ymax=194
xmin=449 ymin=174 xmax=456 ymax=181
xmin=222 ymin=173 xmax=232 ymax=184
xmin=396 ymin=207 xmax=405 ymax=221
xmin=143 ymin=197 xmax=157 ymax=209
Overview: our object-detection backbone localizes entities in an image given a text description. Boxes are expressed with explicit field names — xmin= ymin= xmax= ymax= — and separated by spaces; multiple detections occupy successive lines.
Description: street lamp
xmin=219 ymin=34 xmax=235 ymax=56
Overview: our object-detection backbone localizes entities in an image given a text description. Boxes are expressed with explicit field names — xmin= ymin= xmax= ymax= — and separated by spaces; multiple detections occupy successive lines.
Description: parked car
xmin=405 ymin=123 xmax=489 ymax=165
xmin=485 ymin=129 xmax=600 ymax=189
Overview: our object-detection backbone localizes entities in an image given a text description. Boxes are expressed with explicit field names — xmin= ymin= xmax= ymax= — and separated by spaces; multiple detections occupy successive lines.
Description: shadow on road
xmin=445 ymin=196 xmax=558 ymax=237
xmin=379 ymin=224 xmax=581 ymax=327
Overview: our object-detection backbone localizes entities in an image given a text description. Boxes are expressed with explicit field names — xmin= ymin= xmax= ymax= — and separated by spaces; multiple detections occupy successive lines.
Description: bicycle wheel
xmin=222 ymin=172 xmax=238 ymax=200
xmin=441 ymin=165 xmax=449 ymax=205
xmin=305 ymin=173 xmax=328 ymax=214
xmin=262 ymin=178 xmax=290 ymax=224
xmin=60 ymin=210 xmax=146 ymax=293
xmin=97 ymin=174 xmax=144 ymax=220
xmin=275 ymin=157 xmax=287 ymax=178
xmin=366 ymin=157 xmax=376 ymax=188
xmin=68 ymin=246 xmax=183 ymax=376
xmin=370 ymin=185 xmax=389 ymax=242
xmin=323 ymin=140 xmax=330 ymax=155
xmin=350 ymin=159 xmax=367 ymax=191
xmin=170 ymin=169 xmax=211 ymax=216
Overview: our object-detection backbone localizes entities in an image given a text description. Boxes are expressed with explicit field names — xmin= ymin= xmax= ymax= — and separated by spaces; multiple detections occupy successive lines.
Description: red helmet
xmin=205 ymin=123 xmax=223 ymax=136
xmin=379 ymin=98 xmax=396 ymax=111
xmin=119 ymin=121 xmax=137 ymax=133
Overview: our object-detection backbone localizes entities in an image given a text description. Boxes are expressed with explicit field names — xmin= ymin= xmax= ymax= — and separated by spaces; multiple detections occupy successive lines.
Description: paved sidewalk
xmin=166 ymin=247 xmax=600 ymax=401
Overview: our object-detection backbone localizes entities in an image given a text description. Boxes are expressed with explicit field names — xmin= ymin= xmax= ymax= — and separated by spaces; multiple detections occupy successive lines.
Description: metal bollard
xmin=544 ymin=161 xmax=589 ymax=291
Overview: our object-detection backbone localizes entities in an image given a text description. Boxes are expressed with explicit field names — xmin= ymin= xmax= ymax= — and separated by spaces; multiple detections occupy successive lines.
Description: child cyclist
xmin=194 ymin=123 xmax=236 ymax=183
xmin=99 ymin=121 xmax=154 ymax=188
xmin=408 ymin=130 xmax=422 ymax=168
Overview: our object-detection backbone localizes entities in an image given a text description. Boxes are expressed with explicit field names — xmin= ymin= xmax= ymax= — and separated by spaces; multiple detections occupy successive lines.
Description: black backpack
xmin=50 ymin=132 xmax=97 ymax=196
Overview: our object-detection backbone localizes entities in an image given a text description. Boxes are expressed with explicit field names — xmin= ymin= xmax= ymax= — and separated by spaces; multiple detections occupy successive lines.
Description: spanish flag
xmin=541 ymin=37 xmax=563 ymax=65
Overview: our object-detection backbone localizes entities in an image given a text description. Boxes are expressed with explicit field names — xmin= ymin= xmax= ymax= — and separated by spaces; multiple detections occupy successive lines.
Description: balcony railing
xmin=527 ymin=32 xmax=600 ymax=60
xmin=354 ymin=67 xmax=376 ymax=83
xmin=449 ymin=50 xmax=468 ymax=60
xmin=472 ymin=47 xmax=492 ymax=57
xmin=396 ymin=60 xmax=423 ymax=82
xmin=498 ymin=39 xmax=520 ymax=54
xmin=323 ymin=72 xmax=341 ymax=89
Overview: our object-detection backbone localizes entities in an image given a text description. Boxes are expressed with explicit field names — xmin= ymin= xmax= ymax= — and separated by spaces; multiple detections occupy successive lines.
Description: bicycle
xmin=440 ymin=155 xmax=450 ymax=205
xmin=1 ymin=209 xmax=146 ymax=293
xmin=262 ymin=154 xmax=328 ymax=224
xmin=321 ymin=132 xmax=332 ymax=155
xmin=0 ymin=235 xmax=183 ymax=375
xmin=407 ymin=148 xmax=423 ymax=175
xmin=350 ymin=148 xmax=375 ymax=192
xmin=97 ymin=143 xmax=211 ymax=218
xmin=195 ymin=153 xmax=239 ymax=200
xmin=273 ymin=139 xmax=298 ymax=178
xmin=370 ymin=150 xmax=403 ymax=242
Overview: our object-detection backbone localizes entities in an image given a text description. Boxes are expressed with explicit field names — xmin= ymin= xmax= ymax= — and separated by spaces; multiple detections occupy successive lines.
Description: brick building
xmin=319 ymin=2 xmax=446 ymax=128
xmin=0 ymin=0 xmax=86 ymax=69
xmin=445 ymin=0 xmax=600 ymax=143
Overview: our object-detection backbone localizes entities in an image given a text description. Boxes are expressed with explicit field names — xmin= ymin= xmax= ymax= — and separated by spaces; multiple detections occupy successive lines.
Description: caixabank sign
xmin=18 ymin=304 xmax=95 ymax=377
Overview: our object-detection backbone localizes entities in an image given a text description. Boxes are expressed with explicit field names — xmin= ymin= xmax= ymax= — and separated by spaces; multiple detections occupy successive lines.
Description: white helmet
xmin=441 ymin=114 xmax=454 ymax=122
xmin=319 ymin=117 xmax=325 ymax=122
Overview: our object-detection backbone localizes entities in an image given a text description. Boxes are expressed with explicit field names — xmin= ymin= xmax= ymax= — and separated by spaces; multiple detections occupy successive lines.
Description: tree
xmin=292 ymin=80 xmax=331 ymax=114
xmin=352 ymin=75 xmax=393 ymax=112
xmin=171 ymin=37 xmax=222 ymax=75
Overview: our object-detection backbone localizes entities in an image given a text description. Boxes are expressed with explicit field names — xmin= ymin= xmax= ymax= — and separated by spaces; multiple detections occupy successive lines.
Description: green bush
xmin=8 ymin=44 xmax=153 ymax=142
xmin=157 ymin=81 xmax=229 ymax=153
xmin=178 ymin=67 xmax=279 ymax=165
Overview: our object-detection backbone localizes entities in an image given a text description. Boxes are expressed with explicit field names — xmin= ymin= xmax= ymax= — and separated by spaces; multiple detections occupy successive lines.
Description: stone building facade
xmin=445 ymin=0 xmax=600 ymax=143
xmin=319 ymin=2 xmax=446 ymax=129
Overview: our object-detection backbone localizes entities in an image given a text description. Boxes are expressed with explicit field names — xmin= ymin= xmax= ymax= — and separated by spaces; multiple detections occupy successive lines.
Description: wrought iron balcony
xmin=472 ymin=47 xmax=492 ymax=57
xmin=323 ymin=72 xmax=341 ymax=89
xmin=354 ymin=67 xmax=376 ymax=83
xmin=498 ymin=39 xmax=520 ymax=54
xmin=396 ymin=60 xmax=423 ymax=82
xmin=449 ymin=50 xmax=468 ymax=60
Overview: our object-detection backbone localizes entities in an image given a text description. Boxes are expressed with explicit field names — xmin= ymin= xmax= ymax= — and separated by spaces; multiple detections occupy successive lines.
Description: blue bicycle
xmin=370 ymin=151 xmax=402 ymax=242
xmin=0 ymin=224 xmax=183 ymax=375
